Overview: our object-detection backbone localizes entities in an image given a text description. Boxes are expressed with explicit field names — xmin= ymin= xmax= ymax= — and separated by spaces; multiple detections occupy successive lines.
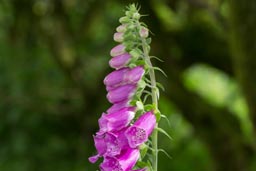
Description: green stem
xmin=139 ymin=24 xmax=159 ymax=171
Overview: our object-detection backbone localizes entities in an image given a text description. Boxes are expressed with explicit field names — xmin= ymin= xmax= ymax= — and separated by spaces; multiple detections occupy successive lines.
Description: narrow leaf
xmin=152 ymin=67 xmax=167 ymax=77
xmin=156 ymin=82 xmax=165 ymax=91
xmin=158 ymin=149 xmax=172 ymax=159
xmin=156 ymin=127 xmax=173 ymax=141
xmin=150 ymin=56 xmax=164 ymax=62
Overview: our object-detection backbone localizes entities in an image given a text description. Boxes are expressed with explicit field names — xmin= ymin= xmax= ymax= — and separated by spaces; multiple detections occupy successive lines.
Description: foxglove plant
xmin=89 ymin=4 xmax=167 ymax=171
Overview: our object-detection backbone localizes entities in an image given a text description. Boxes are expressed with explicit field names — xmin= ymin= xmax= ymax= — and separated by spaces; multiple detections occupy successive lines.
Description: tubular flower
xmin=109 ymin=53 xmax=131 ymax=69
xmin=89 ymin=4 xmax=165 ymax=171
xmin=106 ymin=100 xmax=130 ymax=114
xmin=100 ymin=148 xmax=140 ymax=171
xmin=98 ymin=107 xmax=135 ymax=132
xmin=104 ymin=66 xmax=145 ymax=90
xmin=110 ymin=44 xmax=126 ymax=57
xmin=106 ymin=84 xmax=137 ymax=103
xmin=89 ymin=128 xmax=130 ymax=163
xmin=125 ymin=111 xmax=156 ymax=148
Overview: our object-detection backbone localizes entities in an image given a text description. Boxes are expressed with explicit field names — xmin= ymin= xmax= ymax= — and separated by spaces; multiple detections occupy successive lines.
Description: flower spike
xmin=89 ymin=4 xmax=165 ymax=171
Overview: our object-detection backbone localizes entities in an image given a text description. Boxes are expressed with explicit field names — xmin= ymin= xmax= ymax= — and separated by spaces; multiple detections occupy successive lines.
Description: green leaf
xmin=143 ymin=93 xmax=150 ymax=103
xmin=144 ymin=104 xmax=154 ymax=111
xmin=139 ymin=144 xmax=148 ymax=159
xmin=156 ymin=82 xmax=165 ymax=91
xmin=155 ymin=111 xmax=161 ymax=122
xmin=150 ymin=56 xmax=164 ymax=62
xmin=136 ymin=160 xmax=151 ymax=170
xmin=158 ymin=149 xmax=172 ymax=159
xmin=156 ymin=127 xmax=173 ymax=141
xmin=153 ymin=67 xmax=167 ymax=77
xmin=161 ymin=114 xmax=171 ymax=127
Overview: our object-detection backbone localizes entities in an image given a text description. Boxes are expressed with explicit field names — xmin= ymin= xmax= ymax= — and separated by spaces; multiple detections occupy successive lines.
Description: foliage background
xmin=0 ymin=0 xmax=256 ymax=171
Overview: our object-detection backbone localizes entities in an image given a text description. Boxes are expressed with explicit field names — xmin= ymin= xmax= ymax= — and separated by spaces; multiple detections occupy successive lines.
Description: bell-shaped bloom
xmin=98 ymin=107 xmax=135 ymax=132
xmin=107 ymin=84 xmax=137 ymax=104
xmin=104 ymin=66 xmax=145 ymax=91
xmin=104 ymin=131 xmax=129 ymax=157
xmin=107 ymin=100 xmax=130 ymax=114
xmin=124 ymin=66 xmax=144 ymax=84
xmin=109 ymin=53 xmax=131 ymax=69
xmin=125 ymin=111 xmax=156 ymax=148
xmin=88 ymin=132 xmax=107 ymax=163
xmin=104 ymin=68 xmax=129 ymax=87
xmin=100 ymin=148 xmax=140 ymax=171
xmin=110 ymin=44 xmax=126 ymax=57
xmin=89 ymin=129 xmax=130 ymax=163
xmin=114 ymin=32 xmax=124 ymax=42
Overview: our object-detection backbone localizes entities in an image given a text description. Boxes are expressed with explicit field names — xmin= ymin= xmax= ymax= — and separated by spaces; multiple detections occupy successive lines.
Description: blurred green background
xmin=0 ymin=0 xmax=256 ymax=171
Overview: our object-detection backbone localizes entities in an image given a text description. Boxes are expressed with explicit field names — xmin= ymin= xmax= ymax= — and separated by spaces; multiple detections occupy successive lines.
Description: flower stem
xmin=139 ymin=25 xmax=158 ymax=171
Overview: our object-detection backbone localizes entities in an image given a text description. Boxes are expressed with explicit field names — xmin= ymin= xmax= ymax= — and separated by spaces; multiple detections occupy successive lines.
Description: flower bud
xmin=124 ymin=66 xmax=145 ymax=83
xmin=140 ymin=26 xmax=149 ymax=38
xmin=109 ymin=53 xmax=131 ymax=69
xmin=107 ymin=84 xmax=137 ymax=103
xmin=116 ymin=24 xmax=127 ymax=32
xmin=105 ymin=66 xmax=144 ymax=91
xmin=119 ymin=16 xmax=130 ymax=23
xmin=104 ymin=68 xmax=129 ymax=87
xmin=129 ymin=48 xmax=142 ymax=59
xmin=133 ymin=12 xmax=140 ymax=19
xmin=113 ymin=32 xmax=124 ymax=42
xmin=110 ymin=44 xmax=126 ymax=57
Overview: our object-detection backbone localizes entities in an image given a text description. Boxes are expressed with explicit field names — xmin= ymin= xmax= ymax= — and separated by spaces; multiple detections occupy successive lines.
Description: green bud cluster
xmin=118 ymin=4 xmax=151 ymax=66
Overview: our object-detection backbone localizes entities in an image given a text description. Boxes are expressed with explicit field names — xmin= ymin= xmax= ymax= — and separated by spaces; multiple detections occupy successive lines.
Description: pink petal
xmin=100 ymin=148 xmax=140 ymax=171
xmin=109 ymin=53 xmax=131 ymax=69
xmin=106 ymin=100 xmax=130 ymax=114
xmin=104 ymin=68 xmax=129 ymax=87
xmin=99 ymin=107 xmax=135 ymax=132
xmin=125 ymin=111 xmax=156 ymax=148
xmin=110 ymin=44 xmax=126 ymax=57
xmin=107 ymin=84 xmax=137 ymax=104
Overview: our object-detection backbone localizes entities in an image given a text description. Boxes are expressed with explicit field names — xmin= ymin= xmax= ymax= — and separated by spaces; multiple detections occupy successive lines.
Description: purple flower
xmin=89 ymin=129 xmax=130 ymax=163
xmin=110 ymin=44 xmax=126 ymax=57
xmin=100 ymin=148 xmax=140 ymax=171
xmin=104 ymin=68 xmax=129 ymax=88
xmin=104 ymin=130 xmax=129 ymax=157
xmin=98 ymin=107 xmax=135 ymax=132
xmin=109 ymin=53 xmax=131 ymax=69
xmin=125 ymin=111 xmax=156 ymax=148
xmin=107 ymin=84 xmax=137 ymax=104
xmin=124 ymin=66 xmax=145 ymax=84
xmin=107 ymin=100 xmax=130 ymax=114
xmin=88 ymin=132 xmax=107 ymax=163
xmin=104 ymin=66 xmax=145 ymax=91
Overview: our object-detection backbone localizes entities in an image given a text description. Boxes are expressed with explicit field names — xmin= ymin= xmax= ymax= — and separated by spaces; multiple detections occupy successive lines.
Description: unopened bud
xmin=133 ymin=12 xmax=140 ymax=19
xmin=113 ymin=32 xmax=124 ymax=42
xmin=116 ymin=24 xmax=127 ymax=32
xmin=140 ymin=27 xmax=149 ymax=38
xmin=119 ymin=16 xmax=129 ymax=23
